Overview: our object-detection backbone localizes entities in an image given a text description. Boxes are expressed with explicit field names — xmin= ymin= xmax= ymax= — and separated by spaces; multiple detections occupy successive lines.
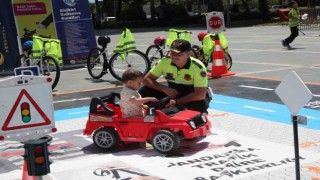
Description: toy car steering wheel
xmin=149 ymin=96 xmax=171 ymax=109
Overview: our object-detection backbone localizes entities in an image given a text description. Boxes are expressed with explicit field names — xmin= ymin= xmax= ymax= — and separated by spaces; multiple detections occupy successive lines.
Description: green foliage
xmin=259 ymin=0 xmax=270 ymax=21
xmin=160 ymin=4 xmax=189 ymax=19
xmin=120 ymin=8 xmax=147 ymax=21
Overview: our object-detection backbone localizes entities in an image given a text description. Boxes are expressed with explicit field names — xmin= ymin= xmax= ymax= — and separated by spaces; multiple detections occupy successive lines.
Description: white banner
xmin=43 ymin=130 xmax=319 ymax=180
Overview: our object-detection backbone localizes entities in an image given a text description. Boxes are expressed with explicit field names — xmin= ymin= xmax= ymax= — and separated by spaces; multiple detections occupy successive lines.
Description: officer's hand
xmin=164 ymin=87 xmax=179 ymax=98
xmin=165 ymin=99 xmax=176 ymax=107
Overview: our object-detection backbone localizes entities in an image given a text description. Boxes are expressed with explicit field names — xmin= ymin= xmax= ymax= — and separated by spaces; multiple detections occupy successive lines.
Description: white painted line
xmin=51 ymin=151 xmax=84 ymax=159
xmin=239 ymin=85 xmax=274 ymax=91
xmin=313 ymin=94 xmax=320 ymax=97
xmin=69 ymin=111 xmax=89 ymax=115
xmin=8 ymin=156 xmax=23 ymax=161
xmin=13 ymin=161 xmax=24 ymax=166
xmin=213 ymin=101 xmax=231 ymax=104
xmin=50 ymin=140 xmax=67 ymax=145
xmin=74 ymin=134 xmax=93 ymax=142
xmin=237 ymin=67 xmax=301 ymax=75
xmin=54 ymin=97 xmax=91 ymax=103
xmin=0 ymin=144 xmax=22 ymax=151
xmin=244 ymin=105 xmax=276 ymax=113
xmin=309 ymin=106 xmax=320 ymax=109
xmin=306 ymin=116 xmax=320 ymax=120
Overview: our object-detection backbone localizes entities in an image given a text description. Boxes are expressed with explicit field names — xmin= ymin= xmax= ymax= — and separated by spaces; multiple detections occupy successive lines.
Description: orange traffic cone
xmin=22 ymin=160 xmax=37 ymax=180
xmin=210 ymin=40 xmax=235 ymax=78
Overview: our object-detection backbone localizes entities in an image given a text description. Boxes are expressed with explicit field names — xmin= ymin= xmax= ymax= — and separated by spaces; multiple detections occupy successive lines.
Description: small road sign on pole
xmin=275 ymin=70 xmax=313 ymax=180
xmin=0 ymin=75 xmax=56 ymax=142
xmin=206 ymin=11 xmax=225 ymax=34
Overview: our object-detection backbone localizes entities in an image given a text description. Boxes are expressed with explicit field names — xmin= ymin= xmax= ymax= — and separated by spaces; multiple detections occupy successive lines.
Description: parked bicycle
xmin=145 ymin=29 xmax=198 ymax=66
xmin=87 ymin=31 xmax=150 ymax=81
xmin=16 ymin=35 xmax=61 ymax=90
xmin=193 ymin=32 xmax=233 ymax=70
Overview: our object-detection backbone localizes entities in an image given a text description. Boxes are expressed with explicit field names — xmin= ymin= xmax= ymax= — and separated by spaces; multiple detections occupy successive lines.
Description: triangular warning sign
xmin=2 ymin=89 xmax=51 ymax=131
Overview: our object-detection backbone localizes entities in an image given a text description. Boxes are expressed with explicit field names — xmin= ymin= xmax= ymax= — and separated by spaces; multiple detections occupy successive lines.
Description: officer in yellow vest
xmin=139 ymin=39 xmax=210 ymax=113
xmin=281 ymin=1 xmax=300 ymax=50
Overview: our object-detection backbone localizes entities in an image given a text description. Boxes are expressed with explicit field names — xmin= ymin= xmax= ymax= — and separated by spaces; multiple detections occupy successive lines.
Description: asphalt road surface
xmin=49 ymin=25 xmax=320 ymax=111
xmin=1 ymin=25 xmax=320 ymax=178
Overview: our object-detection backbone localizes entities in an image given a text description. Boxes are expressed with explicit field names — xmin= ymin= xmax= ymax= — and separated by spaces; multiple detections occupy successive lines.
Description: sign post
xmin=205 ymin=11 xmax=225 ymax=34
xmin=0 ymin=75 xmax=56 ymax=142
xmin=275 ymin=71 xmax=313 ymax=180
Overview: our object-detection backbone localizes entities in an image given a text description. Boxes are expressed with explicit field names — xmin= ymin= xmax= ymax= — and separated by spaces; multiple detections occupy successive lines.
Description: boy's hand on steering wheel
xmin=149 ymin=97 xmax=158 ymax=102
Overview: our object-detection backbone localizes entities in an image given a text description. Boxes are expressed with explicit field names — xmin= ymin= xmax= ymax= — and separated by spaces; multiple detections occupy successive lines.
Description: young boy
xmin=120 ymin=69 xmax=158 ymax=118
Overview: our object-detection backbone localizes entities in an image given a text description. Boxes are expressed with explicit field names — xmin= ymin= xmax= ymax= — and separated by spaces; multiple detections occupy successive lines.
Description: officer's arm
xmin=176 ymin=87 xmax=207 ymax=105
xmin=143 ymin=72 xmax=178 ymax=98
xmin=288 ymin=11 xmax=298 ymax=20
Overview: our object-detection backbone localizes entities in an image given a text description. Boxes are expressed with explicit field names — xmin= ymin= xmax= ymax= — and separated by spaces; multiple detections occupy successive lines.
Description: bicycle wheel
xmin=87 ymin=47 xmax=106 ymax=79
xmin=16 ymin=54 xmax=30 ymax=67
xmin=145 ymin=45 xmax=163 ymax=66
xmin=109 ymin=50 xmax=151 ymax=81
xmin=224 ymin=52 xmax=233 ymax=70
xmin=40 ymin=56 xmax=60 ymax=90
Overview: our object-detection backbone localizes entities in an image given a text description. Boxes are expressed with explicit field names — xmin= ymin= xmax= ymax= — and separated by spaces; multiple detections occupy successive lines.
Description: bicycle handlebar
xmin=33 ymin=36 xmax=59 ymax=48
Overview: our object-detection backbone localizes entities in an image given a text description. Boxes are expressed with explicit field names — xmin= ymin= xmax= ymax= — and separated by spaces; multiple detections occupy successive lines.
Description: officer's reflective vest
xmin=202 ymin=32 xmax=228 ymax=60
xmin=32 ymin=35 xmax=63 ymax=65
xmin=288 ymin=8 xmax=300 ymax=27
xmin=113 ymin=28 xmax=136 ymax=54
xmin=166 ymin=29 xmax=192 ymax=47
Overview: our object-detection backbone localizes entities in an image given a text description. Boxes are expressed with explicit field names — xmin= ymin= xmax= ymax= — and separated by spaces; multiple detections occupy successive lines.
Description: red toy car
xmin=83 ymin=93 xmax=212 ymax=154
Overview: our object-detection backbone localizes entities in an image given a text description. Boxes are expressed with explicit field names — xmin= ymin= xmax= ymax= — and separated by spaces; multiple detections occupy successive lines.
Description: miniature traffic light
xmin=24 ymin=139 xmax=51 ymax=176
xmin=21 ymin=102 xmax=31 ymax=123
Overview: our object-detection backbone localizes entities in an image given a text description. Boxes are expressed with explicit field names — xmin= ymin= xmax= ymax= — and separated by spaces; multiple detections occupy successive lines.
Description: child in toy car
xmin=119 ymin=69 xmax=158 ymax=118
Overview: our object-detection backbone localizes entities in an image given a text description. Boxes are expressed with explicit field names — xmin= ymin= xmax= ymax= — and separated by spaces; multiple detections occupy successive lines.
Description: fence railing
xmin=299 ymin=8 xmax=320 ymax=30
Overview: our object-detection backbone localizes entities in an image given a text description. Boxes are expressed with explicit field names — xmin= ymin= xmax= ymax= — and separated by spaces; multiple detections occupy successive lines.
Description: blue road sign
xmin=14 ymin=66 xmax=40 ymax=76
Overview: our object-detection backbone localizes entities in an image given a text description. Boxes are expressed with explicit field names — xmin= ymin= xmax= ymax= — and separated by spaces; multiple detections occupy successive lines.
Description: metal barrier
xmin=299 ymin=8 xmax=320 ymax=30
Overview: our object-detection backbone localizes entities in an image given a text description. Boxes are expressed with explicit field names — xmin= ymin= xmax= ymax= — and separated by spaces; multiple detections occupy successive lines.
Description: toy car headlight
xmin=201 ymin=114 xmax=207 ymax=122
xmin=188 ymin=121 xmax=196 ymax=129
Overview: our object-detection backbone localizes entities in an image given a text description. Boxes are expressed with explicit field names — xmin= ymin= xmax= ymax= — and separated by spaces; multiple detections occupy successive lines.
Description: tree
xmin=116 ymin=0 xmax=123 ymax=21
xmin=150 ymin=0 xmax=156 ymax=20
xmin=240 ymin=0 xmax=250 ymax=12
xmin=208 ymin=0 xmax=224 ymax=12
xmin=258 ymin=0 xmax=270 ymax=21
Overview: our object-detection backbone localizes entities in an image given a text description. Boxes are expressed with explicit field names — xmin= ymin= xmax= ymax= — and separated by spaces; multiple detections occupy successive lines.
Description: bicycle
xmin=145 ymin=29 xmax=198 ymax=67
xmin=16 ymin=35 xmax=61 ymax=90
xmin=193 ymin=32 xmax=233 ymax=70
xmin=87 ymin=32 xmax=150 ymax=81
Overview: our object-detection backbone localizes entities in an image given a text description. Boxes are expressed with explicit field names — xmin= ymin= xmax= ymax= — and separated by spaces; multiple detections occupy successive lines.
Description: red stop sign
xmin=209 ymin=16 xmax=222 ymax=29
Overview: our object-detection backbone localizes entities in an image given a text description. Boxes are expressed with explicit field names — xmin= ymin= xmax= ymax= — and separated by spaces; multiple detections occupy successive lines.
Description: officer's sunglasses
xmin=170 ymin=51 xmax=185 ymax=57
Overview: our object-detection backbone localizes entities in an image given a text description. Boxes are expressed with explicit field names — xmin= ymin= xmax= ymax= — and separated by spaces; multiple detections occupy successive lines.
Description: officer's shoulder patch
xmin=200 ymin=71 xmax=207 ymax=77
xmin=191 ymin=60 xmax=203 ymax=69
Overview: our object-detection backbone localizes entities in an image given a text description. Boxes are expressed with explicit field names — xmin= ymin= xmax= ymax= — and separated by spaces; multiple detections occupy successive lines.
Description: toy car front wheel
xmin=151 ymin=130 xmax=180 ymax=154
xmin=93 ymin=128 xmax=119 ymax=150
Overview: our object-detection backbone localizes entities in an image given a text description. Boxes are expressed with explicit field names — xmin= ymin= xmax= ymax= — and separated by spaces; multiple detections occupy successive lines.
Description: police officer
xmin=139 ymin=39 xmax=210 ymax=113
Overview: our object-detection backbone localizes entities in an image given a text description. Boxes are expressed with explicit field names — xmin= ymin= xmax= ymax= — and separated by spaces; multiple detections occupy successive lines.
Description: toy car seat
xmin=97 ymin=36 xmax=110 ymax=47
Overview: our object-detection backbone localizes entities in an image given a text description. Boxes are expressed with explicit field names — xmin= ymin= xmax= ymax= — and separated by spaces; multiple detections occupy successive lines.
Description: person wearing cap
xmin=281 ymin=1 xmax=300 ymax=50
xmin=139 ymin=39 xmax=210 ymax=113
